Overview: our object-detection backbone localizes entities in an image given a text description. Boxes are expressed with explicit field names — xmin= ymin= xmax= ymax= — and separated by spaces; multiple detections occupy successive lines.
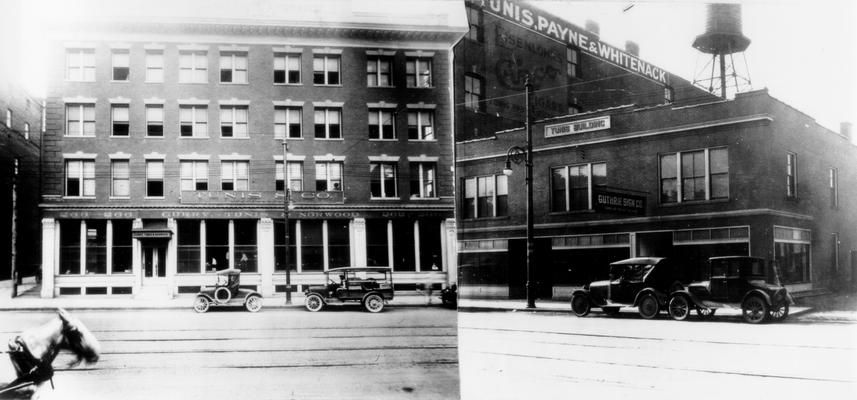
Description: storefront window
xmin=419 ymin=220 xmax=442 ymax=271
xmin=206 ymin=220 xmax=229 ymax=271
xmin=301 ymin=221 xmax=324 ymax=271
xmin=60 ymin=220 xmax=81 ymax=275
xmin=775 ymin=242 xmax=810 ymax=284
xmin=274 ymin=220 xmax=297 ymax=271
xmin=393 ymin=219 xmax=416 ymax=271
xmin=112 ymin=220 xmax=133 ymax=274
xmin=366 ymin=219 xmax=388 ymax=266
xmin=234 ymin=220 xmax=257 ymax=272
xmin=178 ymin=220 xmax=201 ymax=273
xmin=85 ymin=220 xmax=107 ymax=274
xmin=328 ymin=220 xmax=350 ymax=269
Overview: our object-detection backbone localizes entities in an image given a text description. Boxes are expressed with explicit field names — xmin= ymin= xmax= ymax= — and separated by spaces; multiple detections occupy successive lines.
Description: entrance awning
xmin=131 ymin=228 xmax=172 ymax=239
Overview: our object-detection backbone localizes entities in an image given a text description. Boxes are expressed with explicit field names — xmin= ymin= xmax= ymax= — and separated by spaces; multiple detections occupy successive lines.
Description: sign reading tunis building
xmin=545 ymin=116 xmax=611 ymax=138
xmin=180 ymin=191 xmax=344 ymax=205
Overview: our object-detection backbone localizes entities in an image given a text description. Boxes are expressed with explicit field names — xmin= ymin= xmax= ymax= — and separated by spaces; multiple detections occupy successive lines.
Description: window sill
xmin=313 ymin=84 xmax=343 ymax=88
xmin=178 ymin=81 xmax=210 ymax=85
xmin=145 ymin=136 xmax=166 ymax=139
xmin=369 ymin=138 xmax=398 ymax=142
xmin=220 ymin=136 xmax=251 ymax=140
xmin=64 ymin=79 xmax=96 ymax=83
xmin=63 ymin=196 xmax=96 ymax=200
xmin=145 ymin=81 xmax=164 ymax=84
xmin=368 ymin=85 xmax=396 ymax=89
xmin=144 ymin=196 xmax=165 ymax=200
xmin=219 ymin=82 xmax=249 ymax=85
xmin=314 ymin=137 xmax=345 ymax=141
xmin=63 ymin=135 xmax=97 ymax=138
xmin=276 ymin=137 xmax=304 ymax=141
xmin=179 ymin=136 xmax=210 ymax=139
xmin=108 ymin=196 xmax=131 ymax=200
xmin=408 ymin=139 xmax=438 ymax=143
xmin=658 ymin=198 xmax=730 ymax=207
xmin=274 ymin=82 xmax=302 ymax=86
xmin=110 ymin=135 xmax=130 ymax=138
xmin=461 ymin=215 xmax=511 ymax=222
xmin=406 ymin=86 xmax=435 ymax=89
xmin=110 ymin=80 xmax=131 ymax=83
xmin=549 ymin=209 xmax=595 ymax=216
xmin=409 ymin=197 xmax=440 ymax=201
xmin=370 ymin=197 xmax=401 ymax=201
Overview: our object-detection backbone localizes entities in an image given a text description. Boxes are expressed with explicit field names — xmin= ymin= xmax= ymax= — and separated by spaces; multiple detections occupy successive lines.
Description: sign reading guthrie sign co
xmin=545 ymin=116 xmax=611 ymax=138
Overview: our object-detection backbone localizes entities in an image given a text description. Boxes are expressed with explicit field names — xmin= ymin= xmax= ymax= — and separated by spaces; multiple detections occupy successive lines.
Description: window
xmin=312 ymin=55 xmax=340 ymax=85
xmin=660 ymin=147 xmax=729 ymax=203
xmin=410 ymin=162 xmax=436 ymax=198
xmin=366 ymin=219 xmax=389 ymax=266
xmin=370 ymin=162 xmax=398 ymax=198
xmin=111 ymin=220 xmax=133 ymax=274
xmin=111 ymin=160 xmax=130 ymax=197
xmin=568 ymin=104 xmax=582 ymax=115
xmin=221 ymin=161 xmax=249 ymax=191
xmin=315 ymin=162 xmax=342 ymax=191
xmin=180 ymin=105 xmax=207 ymax=137
xmin=463 ymin=175 xmax=507 ymax=219
xmin=146 ymin=160 xmax=164 ymax=197
xmin=392 ymin=219 xmax=415 ymax=270
xmin=664 ymin=86 xmax=674 ymax=103
xmin=314 ymin=108 xmax=342 ymax=139
xmin=84 ymin=220 xmax=107 ymax=274
xmin=145 ymin=50 xmax=164 ymax=82
xmin=368 ymin=109 xmax=395 ymax=139
xmin=406 ymin=57 xmax=432 ymax=87
xmin=60 ymin=220 xmax=82 ymax=274
xmin=466 ymin=5 xmax=483 ymax=42
xmin=551 ymin=162 xmax=606 ymax=212
xmin=407 ymin=110 xmax=434 ymax=140
xmin=67 ymin=48 xmax=95 ymax=81
xmin=65 ymin=160 xmax=95 ymax=197
xmin=786 ymin=153 xmax=797 ymax=198
xmin=179 ymin=51 xmax=208 ymax=83
xmin=274 ymin=53 xmax=301 ymax=84
xmin=112 ymin=50 xmax=130 ymax=81
xmin=327 ymin=220 xmax=350 ymax=269
xmin=66 ymin=104 xmax=96 ymax=137
xmin=832 ymin=233 xmax=841 ymax=272
xmin=567 ymin=47 xmax=580 ymax=78
xmin=220 ymin=106 xmax=248 ymax=138
xmin=177 ymin=220 xmax=201 ymax=273
xmin=23 ymin=123 xmax=29 ymax=140
xmin=111 ymin=104 xmax=129 ymax=136
xmin=366 ymin=56 xmax=392 ymax=87
xmin=206 ymin=220 xmax=228 ymax=270
xmin=146 ymin=105 xmax=164 ymax=136
xmin=830 ymin=168 xmax=839 ymax=208
xmin=234 ymin=220 xmax=257 ymax=272
xmin=276 ymin=161 xmax=303 ymax=191
xmin=180 ymin=161 xmax=209 ymax=191
xmin=220 ymin=52 xmax=248 ymax=83
xmin=301 ymin=221 xmax=323 ymax=271
xmin=4 ymin=109 xmax=10 ymax=127
xmin=464 ymin=74 xmax=484 ymax=111
xmin=774 ymin=226 xmax=811 ymax=284
xmin=274 ymin=106 xmax=302 ymax=139
xmin=274 ymin=220 xmax=297 ymax=271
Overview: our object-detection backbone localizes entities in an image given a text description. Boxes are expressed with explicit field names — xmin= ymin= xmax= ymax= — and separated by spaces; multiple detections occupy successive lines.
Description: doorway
xmin=143 ymin=245 xmax=167 ymax=282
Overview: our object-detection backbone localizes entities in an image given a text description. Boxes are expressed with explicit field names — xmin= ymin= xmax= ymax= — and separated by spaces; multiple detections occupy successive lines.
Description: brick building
xmin=39 ymin=1 xmax=466 ymax=298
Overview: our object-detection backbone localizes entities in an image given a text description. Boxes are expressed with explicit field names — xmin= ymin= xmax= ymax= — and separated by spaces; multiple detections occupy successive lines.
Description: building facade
xmin=457 ymin=89 xmax=857 ymax=299
xmin=40 ymin=4 xmax=467 ymax=298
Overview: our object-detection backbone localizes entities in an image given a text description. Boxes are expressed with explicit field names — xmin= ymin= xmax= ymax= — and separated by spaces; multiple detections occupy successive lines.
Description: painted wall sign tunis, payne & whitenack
xmin=180 ymin=191 xmax=344 ymax=205
xmin=545 ymin=116 xmax=611 ymax=137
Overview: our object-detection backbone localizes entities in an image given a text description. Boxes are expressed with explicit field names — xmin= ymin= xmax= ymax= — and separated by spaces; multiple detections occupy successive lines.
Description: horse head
xmin=56 ymin=309 xmax=100 ymax=366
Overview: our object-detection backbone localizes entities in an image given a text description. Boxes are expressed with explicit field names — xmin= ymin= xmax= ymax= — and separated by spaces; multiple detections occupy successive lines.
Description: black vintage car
xmin=192 ymin=269 xmax=263 ymax=313
xmin=571 ymin=257 xmax=688 ymax=319
xmin=304 ymin=267 xmax=394 ymax=312
xmin=667 ymin=256 xmax=792 ymax=323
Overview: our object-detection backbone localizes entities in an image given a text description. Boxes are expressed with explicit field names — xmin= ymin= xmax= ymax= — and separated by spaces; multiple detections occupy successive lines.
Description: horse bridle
xmin=0 ymin=318 xmax=77 ymax=393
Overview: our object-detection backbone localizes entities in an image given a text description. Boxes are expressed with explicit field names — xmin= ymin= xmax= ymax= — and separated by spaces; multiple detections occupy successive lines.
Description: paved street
xmin=1 ymin=308 xmax=458 ymax=400
xmin=459 ymin=310 xmax=857 ymax=400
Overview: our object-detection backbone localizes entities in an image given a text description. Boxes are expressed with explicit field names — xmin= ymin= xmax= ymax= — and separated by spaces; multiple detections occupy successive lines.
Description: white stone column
xmin=352 ymin=218 xmax=367 ymax=267
xmin=106 ymin=220 xmax=113 ymax=275
xmin=387 ymin=220 xmax=394 ymax=269
xmin=132 ymin=218 xmax=143 ymax=293
xmin=228 ymin=220 xmax=235 ymax=269
xmin=40 ymin=218 xmax=57 ymax=298
xmin=166 ymin=218 xmax=178 ymax=298
xmin=442 ymin=218 xmax=457 ymax=285
xmin=414 ymin=220 xmax=421 ymax=272
xmin=322 ymin=220 xmax=329 ymax=270
xmin=200 ymin=220 xmax=207 ymax=273
xmin=629 ymin=233 xmax=637 ymax=258
xmin=258 ymin=218 xmax=275 ymax=296
xmin=79 ymin=221 xmax=86 ymax=274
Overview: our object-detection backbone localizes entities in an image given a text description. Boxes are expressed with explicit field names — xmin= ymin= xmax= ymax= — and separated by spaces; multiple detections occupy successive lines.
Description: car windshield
xmin=711 ymin=258 xmax=766 ymax=278
xmin=610 ymin=264 xmax=653 ymax=282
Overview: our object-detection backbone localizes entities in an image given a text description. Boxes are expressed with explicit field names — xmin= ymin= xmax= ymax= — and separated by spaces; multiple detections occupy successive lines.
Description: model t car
xmin=192 ymin=268 xmax=263 ymax=313
xmin=304 ymin=267 xmax=394 ymax=312
xmin=667 ymin=256 xmax=792 ymax=323
xmin=571 ymin=257 xmax=688 ymax=319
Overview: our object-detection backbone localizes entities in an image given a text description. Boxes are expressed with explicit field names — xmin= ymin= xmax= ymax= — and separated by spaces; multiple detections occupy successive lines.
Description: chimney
xmin=841 ymin=122 xmax=852 ymax=141
xmin=625 ymin=41 xmax=640 ymax=56
xmin=585 ymin=20 xmax=600 ymax=36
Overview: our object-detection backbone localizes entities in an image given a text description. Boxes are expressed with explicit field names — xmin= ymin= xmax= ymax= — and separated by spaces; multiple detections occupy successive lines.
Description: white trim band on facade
xmin=63 ymin=152 xmax=97 ymax=159
xmin=313 ymin=154 xmax=346 ymax=162
xmin=407 ymin=102 xmax=436 ymax=109
xmin=312 ymin=100 xmax=345 ymax=107
xmin=109 ymin=97 xmax=131 ymax=104
xmin=367 ymin=102 xmax=398 ymax=109
xmin=272 ymin=100 xmax=304 ymax=107
xmin=143 ymin=43 xmax=166 ymax=50
xmin=219 ymin=45 xmax=250 ymax=52
xmin=311 ymin=48 xmax=343 ymax=55
xmin=64 ymin=42 xmax=96 ymax=49
xmin=63 ymin=96 xmax=97 ymax=104
xmin=366 ymin=49 xmax=397 ymax=56
xmin=218 ymin=99 xmax=251 ymax=106
xmin=177 ymin=44 xmax=210 ymax=51
xmin=407 ymin=155 xmax=440 ymax=162
xmin=368 ymin=155 xmax=400 ymax=162
xmin=177 ymin=153 xmax=210 ymax=160
xmin=219 ymin=153 xmax=252 ymax=161
xmin=177 ymin=98 xmax=210 ymax=106
xmin=404 ymin=50 xmax=435 ymax=57
xmin=143 ymin=152 xmax=166 ymax=159
xmin=108 ymin=152 xmax=132 ymax=159
xmin=143 ymin=98 xmax=166 ymax=105
xmin=273 ymin=155 xmax=307 ymax=161
xmin=273 ymin=46 xmax=303 ymax=53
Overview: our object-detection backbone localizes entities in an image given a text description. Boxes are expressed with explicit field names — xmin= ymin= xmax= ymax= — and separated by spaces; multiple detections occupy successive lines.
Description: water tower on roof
xmin=692 ymin=4 xmax=752 ymax=99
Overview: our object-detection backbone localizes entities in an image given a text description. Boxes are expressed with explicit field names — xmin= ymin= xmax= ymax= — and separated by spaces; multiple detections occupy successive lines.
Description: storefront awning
xmin=131 ymin=228 xmax=172 ymax=239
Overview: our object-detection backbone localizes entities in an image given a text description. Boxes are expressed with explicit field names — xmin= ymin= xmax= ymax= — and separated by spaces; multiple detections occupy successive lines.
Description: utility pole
xmin=11 ymin=159 xmax=18 ymax=298
xmin=524 ymin=78 xmax=535 ymax=309
xmin=282 ymin=141 xmax=292 ymax=305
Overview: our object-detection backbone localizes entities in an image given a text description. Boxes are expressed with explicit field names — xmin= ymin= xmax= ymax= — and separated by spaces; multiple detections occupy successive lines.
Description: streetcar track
xmin=52 ymin=359 xmax=458 ymax=373
xmin=1 ymin=344 xmax=457 ymax=356
xmin=0 ymin=325 xmax=457 ymax=335
xmin=87 ymin=333 xmax=456 ymax=342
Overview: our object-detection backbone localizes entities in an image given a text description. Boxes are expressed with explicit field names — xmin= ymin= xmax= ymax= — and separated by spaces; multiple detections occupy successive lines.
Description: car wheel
xmin=638 ymin=294 xmax=659 ymax=319
xmin=669 ymin=281 xmax=685 ymax=293
xmin=695 ymin=307 xmax=717 ymax=319
xmin=305 ymin=294 xmax=324 ymax=312
xmin=193 ymin=296 xmax=210 ymax=313
xmin=602 ymin=307 xmax=621 ymax=316
xmin=214 ymin=287 xmax=231 ymax=304
xmin=667 ymin=295 xmax=691 ymax=321
xmin=768 ymin=301 xmax=789 ymax=322
xmin=364 ymin=294 xmax=384 ymax=313
xmin=742 ymin=295 xmax=768 ymax=324
xmin=244 ymin=295 xmax=262 ymax=313
xmin=570 ymin=293 xmax=591 ymax=317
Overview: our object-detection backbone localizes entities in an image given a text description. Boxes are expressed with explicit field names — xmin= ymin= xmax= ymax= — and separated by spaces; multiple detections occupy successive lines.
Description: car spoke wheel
xmin=638 ymin=294 xmax=659 ymax=319
xmin=602 ymin=307 xmax=620 ymax=316
xmin=364 ymin=294 xmax=384 ymax=313
xmin=742 ymin=295 xmax=768 ymax=324
xmin=244 ymin=295 xmax=262 ymax=312
xmin=668 ymin=295 xmax=691 ymax=321
xmin=193 ymin=296 xmax=210 ymax=313
xmin=305 ymin=294 xmax=324 ymax=312
xmin=768 ymin=301 xmax=789 ymax=322
xmin=695 ymin=307 xmax=716 ymax=319
xmin=570 ymin=293 xmax=591 ymax=317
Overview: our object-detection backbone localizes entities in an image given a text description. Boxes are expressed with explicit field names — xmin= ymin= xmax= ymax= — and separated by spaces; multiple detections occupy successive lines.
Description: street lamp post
xmin=282 ymin=141 xmax=292 ymax=305
xmin=503 ymin=77 xmax=536 ymax=309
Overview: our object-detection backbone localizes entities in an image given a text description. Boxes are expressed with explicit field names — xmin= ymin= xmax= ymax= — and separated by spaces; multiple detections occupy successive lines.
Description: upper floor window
xmin=406 ymin=57 xmax=432 ymax=88
xmin=366 ymin=57 xmax=392 ymax=87
xmin=112 ymin=49 xmax=130 ymax=81
xmin=410 ymin=162 xmax=436 ymax=198
xmin=145 ymin=50 xmax=164 ymax=83
xmin=180 ymin=161 xmax=209 ymax=191
xmin=567 ymin=47 xmax=580 ymax=78
xmin=408 ymin=110 xmax=434 ymax=140
xmin=664 ymin=86 xmax=674 ymax=103
xmin=660 ymin=147 xmax=729 ymax=203
xmin=179 ymin=51 xmax=208 ymax=83
xmin=830 ymin=168 xmax=839 ymax=209
xmin=276 ymin=161 xmax=303 ymax=191
xmin=180 ymin=105 xmax=207 ymax=137
xmin=275 ymin=106 xmax=302 ymax=139
xmin=368 ymin=109 xmax=395 ymax=140
xmin=23 ymin=123 xmax=29 ymax=140
xmin=111 ymin=104 xmax=129 ymax=136
xmin=370 ymin=162 xmax=398 ymax=198
xmin=464 ymin=74 xmax=484 ymax=112
xmin=220 ymin=52 xmax=248 ymax=83
xmin=274 ymin=53 xmax=301 ymax=84
xmin=4 ymin=109 xmax=11 ymax=127
xmin=67 ymin=48 xmax=95 ymax=81
xmin=786 ymin=153 xmax=797 ymax=198
xmin=146 ymin=160 xmax=165 ymax=197
xmin=66 ymin=104 xmax=96 ymax=137
xmin=551 ymin=162 xmax=606 ymax=212
xmin=220 ymin=106 xmax=248 ymax=138
xmin=313 ymin=55 xmax=340 ymax=85
xmin=146 ymin=105 xmax=164 ymax=137
xmin=463 ymin=175 xmax=507 ymax=219
xmin=65 ymin=159 xmax=95 ymax=197
xmin=466 ymin=5 xmax=483 ymax=42
xmin=315 ymin=162 xmax=343 ymax=191
xmin=221 ymin=161 xmax=249 ymax=191
xmin=110 ymin=160 xmax=130 ymax=198
xmin=314 ymin=108 xmax=342 ymax=139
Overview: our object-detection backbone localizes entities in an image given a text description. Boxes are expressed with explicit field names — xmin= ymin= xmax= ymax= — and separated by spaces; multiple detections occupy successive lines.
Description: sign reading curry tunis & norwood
xmin=180 ymin=191 xmax=344 ymax=205
xmin=544 ymin=116 xmax=611 ymax=138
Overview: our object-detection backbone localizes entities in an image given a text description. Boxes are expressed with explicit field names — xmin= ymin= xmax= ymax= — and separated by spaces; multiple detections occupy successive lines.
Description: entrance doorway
xmin=143 ymin=245 xmax=167 ymax=282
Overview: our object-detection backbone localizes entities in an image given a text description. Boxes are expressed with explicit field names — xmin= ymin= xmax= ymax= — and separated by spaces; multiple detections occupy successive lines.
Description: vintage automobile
xmin=571 ymin=257 xmax=689 ymax=319
xmin=304 ymin=267 xmax=394 ymax=312
xmin=192 ymin=268 xmax=263 ymax=313
xmin=667 ymin=256 xmax=792 ymax=323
